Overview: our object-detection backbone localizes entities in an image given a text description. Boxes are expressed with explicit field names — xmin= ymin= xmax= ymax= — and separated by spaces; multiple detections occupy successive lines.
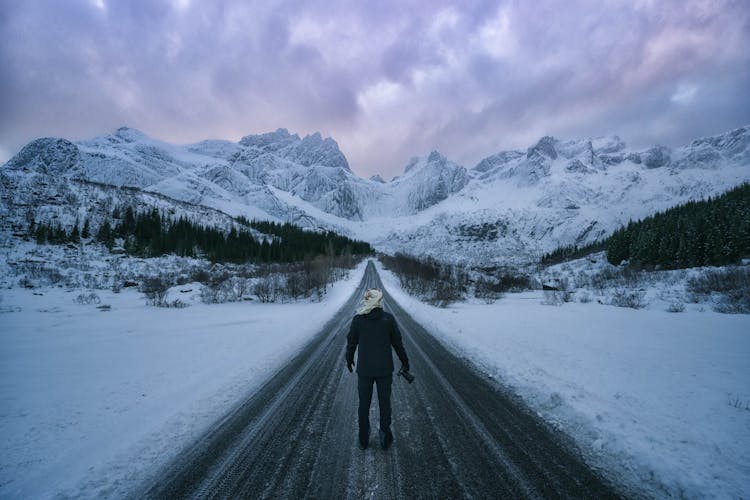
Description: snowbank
xmin=0 ymin=260 xmax=367 ymax=498
xmin=376 ymin=262 xmax=750 ymax=499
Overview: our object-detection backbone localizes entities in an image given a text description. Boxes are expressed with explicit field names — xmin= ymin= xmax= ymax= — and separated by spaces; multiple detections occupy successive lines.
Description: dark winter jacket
xmin=346 ymin=307 xmax=409 ymax=377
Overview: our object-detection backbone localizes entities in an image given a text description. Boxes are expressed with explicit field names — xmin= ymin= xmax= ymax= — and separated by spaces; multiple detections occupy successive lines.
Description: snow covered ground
xmin=377 ymin=262 xmax=750 ymax=499
xmin=0 ymin=260 xmax=367 ymax=499
xmin=2 ymin=253 xmax=747 ymax=498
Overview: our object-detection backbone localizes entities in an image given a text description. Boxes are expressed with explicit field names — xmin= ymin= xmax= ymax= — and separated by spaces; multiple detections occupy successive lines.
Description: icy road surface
xmin=139 ymin=262 xmax=621 ymax=499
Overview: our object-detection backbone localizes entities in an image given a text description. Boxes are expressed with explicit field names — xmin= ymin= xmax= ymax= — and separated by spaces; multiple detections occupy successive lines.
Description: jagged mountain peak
xmin=591 ymin=135 xmax=626 ymax=154
xmin=527 ymin=136 xmax=558 ymax=160
xmin=239 ymin=128 xmax=300 ymax=152
xmin=239 ymin=129 xmax=350 ymax=171
xmin=642 ymin=145 xmax=672 ymax=169
xmin=427 ymin=150 xmax=446 ymax=163
xmin=689 ymin=125 xmax=749 ymax=150
xmin=4 ymin=137 xmax=80 ymax=174
xmin=3 ymin=124 xmax=749 ymax=267
xmin=402 ymin=150 xmax=450 ymax=175
xmin=286 ymin=132 xmax=350 ymax=171
xmin=113 ymin=126 xmax=150 ymax=143
xmin=675 ymin=125 xmax=750 ymax=168
xmin=473 ymin=149 xmax=524 ymax=173
xmin=403 ymin=157 xmax=419 ymax=174
xmin=388 ymin=150 xmax=469 ymax=212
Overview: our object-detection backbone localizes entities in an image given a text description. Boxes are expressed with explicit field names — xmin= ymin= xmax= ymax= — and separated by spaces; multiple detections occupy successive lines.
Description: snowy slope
xmin=2 ymin=125 xmax=749 ymax=265
xmin=376 ymin=261 xmax=750 ymax=499
xmin=0 ymin=261 xmax=368 ymax=499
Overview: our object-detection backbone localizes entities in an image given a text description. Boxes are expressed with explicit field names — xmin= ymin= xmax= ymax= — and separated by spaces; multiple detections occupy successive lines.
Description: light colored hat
xmin=356 ymin=288 xmax=384 ymax=315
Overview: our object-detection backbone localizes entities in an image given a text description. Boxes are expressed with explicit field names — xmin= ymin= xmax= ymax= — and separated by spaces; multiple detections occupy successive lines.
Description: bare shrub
xmin=19 ymin=276 xmax=34 ymax=289
xmin=200 ymin=279 xmax=234 ymax=304
xmin=667 ymin=301 xmax=685 ymax=313
xmin=589 ymin=267 xmax=624 ymax=292
xmin=74 ymin=292 xmax=101 ymax=305
xmin=542 ymin=289 xmax=565 ymax=306
xmin=190 ymin=268 xmax=212 ymax=284
xmin=542 ymin=275 xmax=573 ymax=304
xmin=713 ymin=292 xmax=750 ymax=314
xmin=200 ymin=276 xmax=240 ymax=304
xmin=12 ymin=261 xmax=65 ymax=287
xmin=284 ymin=271 xmax=305 ymax=300
xmin=687 ymin=267 xmax=750 ymax=295
xmin=140 ymin=277 xmax=169 ymax=306
xmin=495 ymin=273 xmax=532 ymax=292
xmin=234 ymin=277 xmax=251 ymax=300
xmin=559 ymin=277 xmax=573 ymax=303
xmin=42 ymin=266 xmax=65 ymax=285
xmin=380 ymin=252 xmax=468 ymax=306
xmin=303 ymin=255 xmax=331 ymax=301
xmin=200 ymin=285 xmax=220 ymax=304
xmin=198 ymin=268 xmax=242 ymax=304
xmin=578 ymin=291 xmax=592 ymax=303
xmin=622 ymin=266 xmax=645 ymax=287
xmin=430 ymin=279 xmax=465 ymax=307
xmin=220 ymin=278 xmax=240 ymax=302
xmin=82 ymin=273 xmax=97 ymax=289
xmin=609 ymin=289 xmax=647 ymax=309
xmin=108 ymin=260 xmax=124 ymax=292
xmin=727 ymin=394 xmax=750 ymax=411
xmin=235 ymin=264 xmax=255 ymax=279
xmin=254 ymin=274 xmax=280 ymax=303
xmin=687 ymin=267 xmax=750 ymax=313
xmin=574 ymin=270 xmax=590 ymax=289
xmin=474 ymin=276 xmax=504 ymax=304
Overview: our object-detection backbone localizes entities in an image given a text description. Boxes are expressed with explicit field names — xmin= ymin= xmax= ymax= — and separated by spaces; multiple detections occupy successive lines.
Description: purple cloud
xmin=0 ymin=0 xmax=748 ymax=178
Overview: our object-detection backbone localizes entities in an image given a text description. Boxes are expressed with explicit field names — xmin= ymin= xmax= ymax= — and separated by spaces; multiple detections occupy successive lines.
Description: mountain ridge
xmin=2 ymin=125 xmax=749 ymax=265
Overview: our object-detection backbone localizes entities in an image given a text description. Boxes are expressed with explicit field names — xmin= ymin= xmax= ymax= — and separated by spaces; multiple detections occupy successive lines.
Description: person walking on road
xmin=346 ymin=288 xmax=410 ymax=450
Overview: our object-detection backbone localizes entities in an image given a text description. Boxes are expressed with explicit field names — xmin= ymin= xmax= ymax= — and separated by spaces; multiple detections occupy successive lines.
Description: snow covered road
xmin=139 ymin=262 xmax=620 ymax=499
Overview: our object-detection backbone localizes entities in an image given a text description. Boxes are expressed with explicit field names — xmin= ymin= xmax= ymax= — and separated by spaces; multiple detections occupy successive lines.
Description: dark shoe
xmin=359 ymin=430 xmax=369 ymax=450
xmin=379 ymin=429 xmax=393 ymax=450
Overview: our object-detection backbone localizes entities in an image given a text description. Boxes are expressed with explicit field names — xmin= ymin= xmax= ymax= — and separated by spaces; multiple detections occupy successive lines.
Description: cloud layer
xmin=1 ymin=0 xmax=748 ymax=178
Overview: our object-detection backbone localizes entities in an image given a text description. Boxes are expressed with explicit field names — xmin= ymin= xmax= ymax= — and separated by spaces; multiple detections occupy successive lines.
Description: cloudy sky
xmin=1 ymin=0 xmax=748 ymax=178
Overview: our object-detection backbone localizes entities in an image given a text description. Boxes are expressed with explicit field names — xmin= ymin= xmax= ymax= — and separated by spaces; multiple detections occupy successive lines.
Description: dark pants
xmin=357 ymin=374 xmax=393 ymax=444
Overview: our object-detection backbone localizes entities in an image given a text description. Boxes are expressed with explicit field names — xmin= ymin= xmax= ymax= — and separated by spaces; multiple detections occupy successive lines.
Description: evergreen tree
xmin=35 ymin=222 xmax=48 ymax=244
xmin=603 ymin=183 xmax=750 ymax=268
xmin=69 ymin=219 xmax=80 ymax=243
xmin=29 ymin=202 xmax=372 ymax=264
xmin=81 ymin=217 xmax=91 ymax=239
xmin=96 ymin=220 xmax=114 ymax=249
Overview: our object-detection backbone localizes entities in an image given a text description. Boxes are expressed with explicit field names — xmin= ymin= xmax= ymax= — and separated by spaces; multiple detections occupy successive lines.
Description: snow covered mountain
xmin=2 ymin=125 xmax=749 ymax=266
xmin=368 ymin=128 xmax=750 ymax=265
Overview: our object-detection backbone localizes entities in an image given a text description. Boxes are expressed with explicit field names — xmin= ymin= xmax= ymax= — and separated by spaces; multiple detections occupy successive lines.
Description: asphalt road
xmin=139 ymin=262 xmax=622 ymax=499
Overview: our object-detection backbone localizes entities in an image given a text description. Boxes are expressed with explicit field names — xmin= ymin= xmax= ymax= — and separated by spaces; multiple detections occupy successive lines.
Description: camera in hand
xmin=397 ymin=367 xmax=415 ymax=384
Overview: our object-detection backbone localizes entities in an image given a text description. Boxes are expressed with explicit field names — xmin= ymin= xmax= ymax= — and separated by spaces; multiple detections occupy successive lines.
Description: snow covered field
xmin=2 ymin=254 xmax=748 ymax=499
xmin=377 ymin=262 xmax=750 ymax=499
xmin=0 ymin=260 xmax=367 ymax=499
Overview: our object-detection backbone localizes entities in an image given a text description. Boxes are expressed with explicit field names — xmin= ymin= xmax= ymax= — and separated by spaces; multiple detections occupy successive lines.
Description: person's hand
xmin=347 ymin=361 xmax=354 ymax=373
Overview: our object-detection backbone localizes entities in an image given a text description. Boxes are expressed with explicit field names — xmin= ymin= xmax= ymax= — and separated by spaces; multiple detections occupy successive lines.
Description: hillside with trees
xmin=605 ymin=183 xmax=750 ymax=268
xmin=31 ymin=205 xmax=372 ymax=264
xmin=543 ymin=183 xmax=750 ymax=269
